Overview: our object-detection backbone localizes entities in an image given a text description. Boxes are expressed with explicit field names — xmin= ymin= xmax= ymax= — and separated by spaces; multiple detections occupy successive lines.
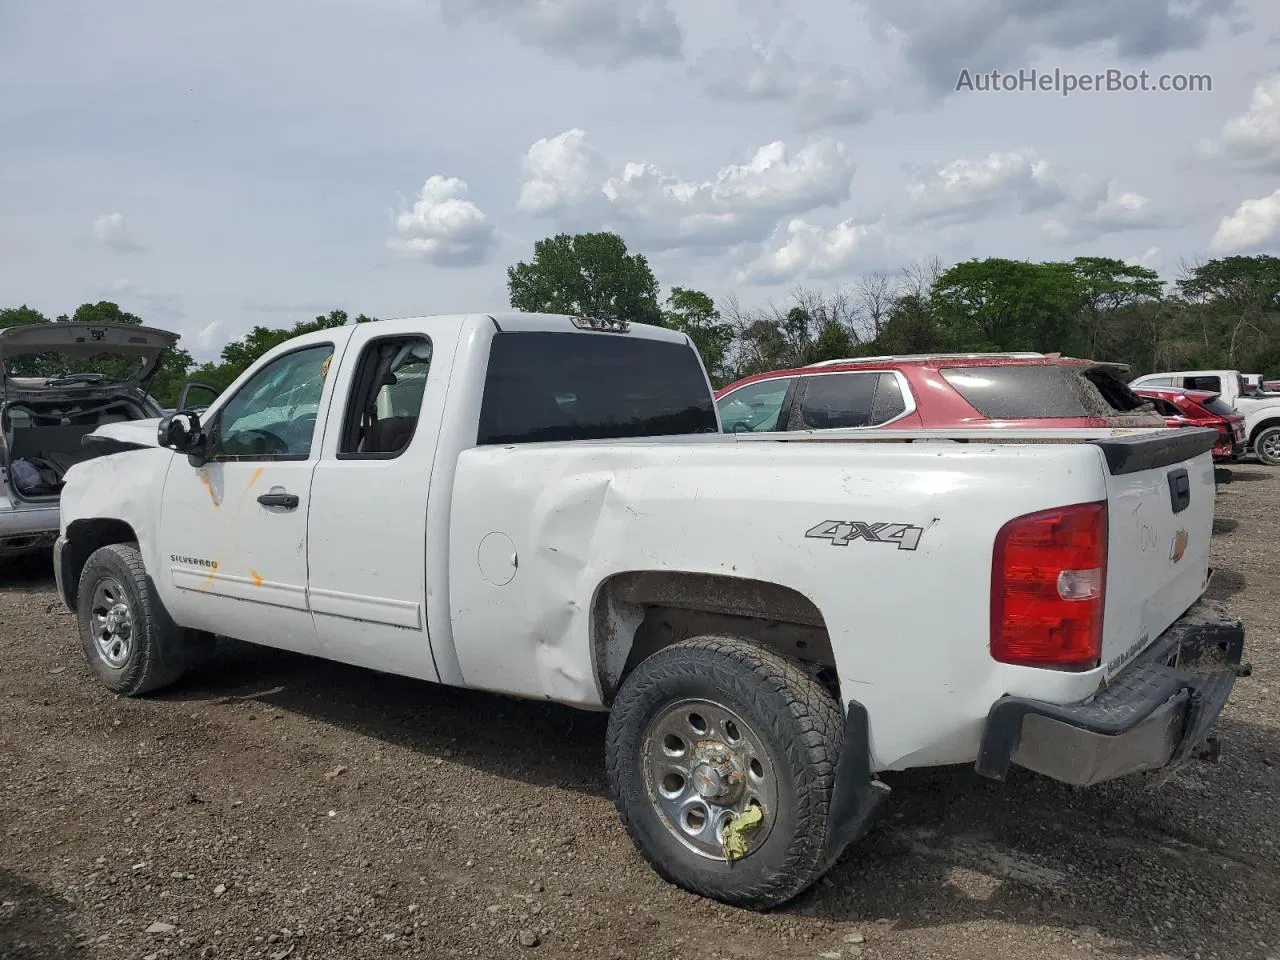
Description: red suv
xmin=1131 ymin=386 xmax=1246 ymax=461
xmin=714 ymin=353 xmax=1162 ymax=433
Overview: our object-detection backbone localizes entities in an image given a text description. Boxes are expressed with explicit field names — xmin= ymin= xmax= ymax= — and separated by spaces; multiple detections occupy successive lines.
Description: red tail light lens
xmin=991 ymin=501 xmax=1108 ymax=670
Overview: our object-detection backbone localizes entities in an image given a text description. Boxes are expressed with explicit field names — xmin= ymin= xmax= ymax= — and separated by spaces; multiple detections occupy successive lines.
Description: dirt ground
xmin=2 ymin=468 xmax=1279 ymax=960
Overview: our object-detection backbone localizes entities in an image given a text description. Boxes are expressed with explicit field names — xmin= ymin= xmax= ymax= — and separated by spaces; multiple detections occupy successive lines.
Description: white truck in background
xmin=53 ymin=312 xmax=1247 ymax=909
xmin=1130 ymin=368 xmax=1280 ymax=465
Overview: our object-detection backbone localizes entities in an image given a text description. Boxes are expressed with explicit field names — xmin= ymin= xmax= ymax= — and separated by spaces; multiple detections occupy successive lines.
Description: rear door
xmin=1094 ymin=431 xmax=1218 ymax=677
xmin=305 ymin=325 xmax=450 ymax=682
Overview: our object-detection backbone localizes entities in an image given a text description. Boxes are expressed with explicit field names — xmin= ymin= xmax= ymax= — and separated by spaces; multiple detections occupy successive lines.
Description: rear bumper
xmin=975 ymin=600 xmax=1248 ymax=786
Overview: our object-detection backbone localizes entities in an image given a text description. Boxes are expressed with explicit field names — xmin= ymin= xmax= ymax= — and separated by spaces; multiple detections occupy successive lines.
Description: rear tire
xmin=605 ymin=636 xmax=843 ymax=909
xmin=76 ymin=543 xmax=205 ymax=696
xmin=1253 ymin=425 xmax=1280 ymax=466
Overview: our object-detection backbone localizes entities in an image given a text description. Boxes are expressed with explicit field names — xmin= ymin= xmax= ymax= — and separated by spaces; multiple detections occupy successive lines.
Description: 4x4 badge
xmin=805 ymin=520 xmax=924 ymax=551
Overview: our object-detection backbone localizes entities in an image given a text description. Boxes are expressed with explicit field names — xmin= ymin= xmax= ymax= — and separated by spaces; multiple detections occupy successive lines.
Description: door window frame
xmin=335 ymin=334 xmax=434 ymax=461
xmin=786 ymin=369 xmax=916 ymax=430
xmin=201 ymin=342 xmax=337 ymax=464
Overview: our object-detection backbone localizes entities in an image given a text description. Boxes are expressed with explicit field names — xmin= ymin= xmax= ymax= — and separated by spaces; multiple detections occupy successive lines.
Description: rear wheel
xmin=76 ymin=543 xmax=209 ymax=696
xmin=605 ymin=636 xmax=843 ymax=909
xmin=1254 ymin=425 xmax=1280 ymax=466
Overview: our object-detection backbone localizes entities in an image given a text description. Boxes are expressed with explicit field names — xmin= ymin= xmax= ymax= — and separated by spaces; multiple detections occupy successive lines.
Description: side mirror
xmin=157 ymin=411 xmax=202 ymax=452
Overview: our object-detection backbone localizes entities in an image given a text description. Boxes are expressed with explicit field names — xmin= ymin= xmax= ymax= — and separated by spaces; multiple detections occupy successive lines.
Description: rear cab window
xmin=477 ymin=332 xmax=717 ymax=444
xmin=939 ymin=364 xmax=1148 ymax=419
xmin=1185 ymin=375 xmax=1223 ymax=393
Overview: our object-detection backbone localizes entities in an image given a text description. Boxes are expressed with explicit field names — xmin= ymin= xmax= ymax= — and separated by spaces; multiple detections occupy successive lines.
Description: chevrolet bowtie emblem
xmin=1170 ymin=529 xmax=1189 ymax=563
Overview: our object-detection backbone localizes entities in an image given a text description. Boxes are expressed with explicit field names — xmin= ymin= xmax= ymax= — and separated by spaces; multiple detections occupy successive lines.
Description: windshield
xmin=4 ymin=350 xmax=149 ymax=384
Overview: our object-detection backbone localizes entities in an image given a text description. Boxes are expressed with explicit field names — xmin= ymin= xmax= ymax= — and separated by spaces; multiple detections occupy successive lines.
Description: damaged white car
xmin=0 ymin=322 xmax=177 ymax=559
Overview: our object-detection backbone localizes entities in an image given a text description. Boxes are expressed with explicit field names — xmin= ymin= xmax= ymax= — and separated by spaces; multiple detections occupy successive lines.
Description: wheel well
xmin=1249 ymin=418 xmax=1280 ymax=445
xmin=61 ymin=518 xmax=138 ymax=604
xmin=591 ymin=571 xmax=837 ymax=704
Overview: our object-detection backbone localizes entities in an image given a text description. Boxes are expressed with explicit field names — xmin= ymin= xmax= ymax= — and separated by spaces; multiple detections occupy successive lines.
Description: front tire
xmin=605 ymin=636 xmax=844 ymax=909
xmin=1253 ymin=425 xmax=1280 ymax=466
xmin=76 ymin=543 xmax=198 ymax=696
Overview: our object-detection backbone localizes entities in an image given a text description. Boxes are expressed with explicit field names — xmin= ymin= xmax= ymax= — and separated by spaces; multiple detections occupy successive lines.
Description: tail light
xmin=991 ymin=501 xmax=1107 ymax=670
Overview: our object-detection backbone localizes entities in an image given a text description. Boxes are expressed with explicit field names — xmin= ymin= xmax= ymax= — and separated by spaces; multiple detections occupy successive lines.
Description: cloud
xmin=692 ymin=43 xmax=876 ymax=129
xmin=1042 ymin=182 xmax=1163 ymax=243
xmin=1125 ymin=246 xmax=1163 ymax=270
xmin=1210 ymin=188 xmax=1280 ymax=253
xmin=903 ymin=151 xmax=1065 ymax=223
xmin=861 ymin=0 xmax=1241 ymax=93
xmin=436 ymin=0 xmax=681 ymax=67
xmin=92 ymin=213 xmax=143 ymax=253
xmin=516 ymin=129 xmax=857 ymax=251
xmin=1200 ymin=72 xmax=1280 ymax=173
xmin=101 ymin=279 xmax=185 ymax=324
xmin=388 ymin=175 xmax=496 ymax=266
xmin=738 ymin=216 xmax=883 ymax=284
xmin=517 ymin=129 xmax=609 ymax=217
xmin=195 ymin=319 xmax=222 ymax=352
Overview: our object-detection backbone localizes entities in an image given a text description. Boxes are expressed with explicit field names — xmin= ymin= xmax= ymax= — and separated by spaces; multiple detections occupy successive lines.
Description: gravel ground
xmin=2 ymin=467 xmax=1279 ymax=960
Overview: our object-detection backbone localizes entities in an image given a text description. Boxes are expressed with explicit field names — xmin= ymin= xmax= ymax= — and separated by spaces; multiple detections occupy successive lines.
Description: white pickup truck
xmin=1130 ymin=368 xmax=1280 ymax=465
xmin=54 ymin=312 xmax=1248 ymax=909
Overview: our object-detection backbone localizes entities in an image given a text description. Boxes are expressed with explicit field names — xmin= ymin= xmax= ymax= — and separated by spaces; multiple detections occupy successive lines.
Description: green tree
xmin=507 ymin=232 xmax=662 ymax=325
xmin=1069 ymin=257 xmax=1164 ymax=359
xmin=803 ymin=321 xmax=855 ymax=364
xmin=193 ymin=309 xmax=375 ymax=397
xmin=875 ymin=294 xmax=945 ymax=354
xmin=930 ymin=258 xmax=1084 ymax=352
xmin=661 ymin=287 xmax=734 ymax=384
xmin=0 ymin=305 xmax=51 ymax=328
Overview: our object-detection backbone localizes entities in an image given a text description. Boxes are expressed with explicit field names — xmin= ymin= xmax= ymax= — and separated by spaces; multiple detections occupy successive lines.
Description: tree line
xmin=507 ymin=233 xmax=1280 ymax=387
xmin=3 ymin=233 xmax=1278 ymax=406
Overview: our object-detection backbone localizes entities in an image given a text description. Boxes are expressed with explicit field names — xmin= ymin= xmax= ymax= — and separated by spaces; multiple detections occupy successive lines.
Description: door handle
xmin=257 ymin=492 xmax=300 ymax=509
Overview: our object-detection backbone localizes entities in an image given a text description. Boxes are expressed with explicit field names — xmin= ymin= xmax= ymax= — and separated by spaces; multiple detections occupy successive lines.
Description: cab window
xmin=338 ymin=336 xmax=433 ymax=458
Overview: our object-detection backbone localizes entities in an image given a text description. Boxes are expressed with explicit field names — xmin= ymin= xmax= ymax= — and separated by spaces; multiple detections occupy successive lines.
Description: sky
xmin=3 ymin=0 xmax=1280 ymax=362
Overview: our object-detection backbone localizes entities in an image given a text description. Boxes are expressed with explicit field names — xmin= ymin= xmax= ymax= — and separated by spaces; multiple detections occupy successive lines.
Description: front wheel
xmin=605 ymin=636 xmax=844 ymax=909
xmin=76 ymin=543 xmax=204 ymax=696
xmin=1253 ymin=426 xmax=1280 ymax=466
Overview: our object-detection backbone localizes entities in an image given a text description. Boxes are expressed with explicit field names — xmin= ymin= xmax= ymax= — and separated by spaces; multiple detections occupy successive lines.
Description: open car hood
xmin=0 ymin=323 xmax=179 ymax=396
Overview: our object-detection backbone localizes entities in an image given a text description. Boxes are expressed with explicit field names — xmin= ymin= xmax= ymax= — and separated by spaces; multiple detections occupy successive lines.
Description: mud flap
xmin=822 ymin=701 xmax=891 ymax=864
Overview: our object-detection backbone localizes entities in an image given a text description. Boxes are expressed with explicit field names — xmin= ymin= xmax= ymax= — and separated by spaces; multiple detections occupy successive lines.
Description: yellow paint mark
xmin=249 ymin=570 xmax=264 ymax=587
xmin=200 ymin=468 xmax=222 ymax=508
xmin=200 ymin=560 xmax=220 ymax=591
xmin=246 ymin=467 xmax=264 ymax=490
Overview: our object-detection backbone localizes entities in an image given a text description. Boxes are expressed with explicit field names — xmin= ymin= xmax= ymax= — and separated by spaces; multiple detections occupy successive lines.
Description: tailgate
xmin=1092 ymin=428 xmax=1218 ymax=678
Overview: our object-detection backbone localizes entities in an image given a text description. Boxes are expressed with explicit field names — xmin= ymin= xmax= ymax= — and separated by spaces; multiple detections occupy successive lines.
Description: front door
xmin=157 ymin=340 xmax=342 ymax=653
